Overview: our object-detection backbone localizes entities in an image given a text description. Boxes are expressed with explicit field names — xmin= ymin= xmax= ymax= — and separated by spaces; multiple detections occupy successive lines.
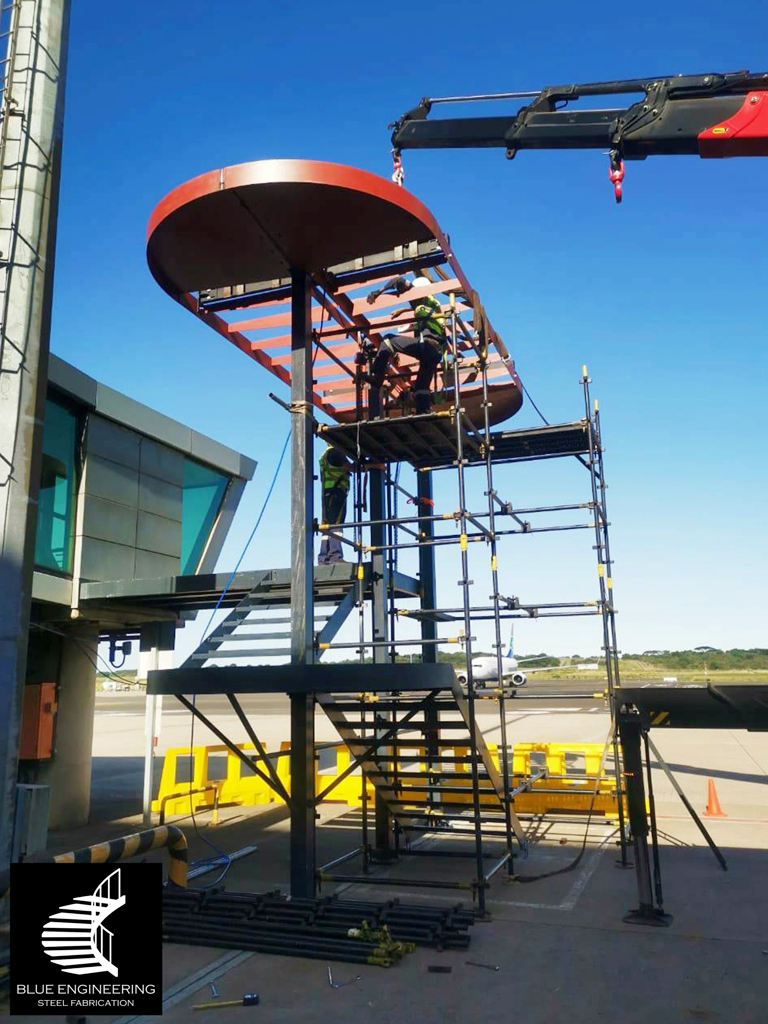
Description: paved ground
xmin=20 ymin=803 xmax=768 ymax=1024
xmin=10 ymin=686 xmax=768 ymax=1023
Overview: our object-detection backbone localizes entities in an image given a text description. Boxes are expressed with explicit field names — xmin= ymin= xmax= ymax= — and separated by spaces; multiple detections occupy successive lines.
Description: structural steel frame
xmin=146 ymin=160 xmax=523 ymax=427
xmin=146 ymin=160 xmax=633 ymax=913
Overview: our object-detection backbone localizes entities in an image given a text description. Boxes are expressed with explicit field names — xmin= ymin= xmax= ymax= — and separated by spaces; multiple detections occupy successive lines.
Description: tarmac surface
xmin=95 ymin=677 xmax=607 ymax=716
xmin=10 ymin=686 xmax=768 ymax=1023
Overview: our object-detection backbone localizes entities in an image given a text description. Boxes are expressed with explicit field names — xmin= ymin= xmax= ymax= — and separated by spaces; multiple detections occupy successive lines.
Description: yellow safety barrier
xmin=153 ymin=741 xmax=623 ymax=820
xmin=153 ymin=742 xmax=375 ymax=818
xmin=511 ymin=742 xmax=621 ymax=817
xmin=152 ymin=743 xmax=276 ymax=818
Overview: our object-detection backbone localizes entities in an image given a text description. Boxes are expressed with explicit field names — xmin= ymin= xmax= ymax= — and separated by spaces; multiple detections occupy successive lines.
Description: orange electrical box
xmin=19 ymin=682 xmax=57 ymax=760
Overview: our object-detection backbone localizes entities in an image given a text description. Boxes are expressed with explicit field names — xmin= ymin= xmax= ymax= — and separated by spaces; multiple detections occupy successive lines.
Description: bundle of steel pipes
xmin=162 ymin=889 xmax=476 ymax=967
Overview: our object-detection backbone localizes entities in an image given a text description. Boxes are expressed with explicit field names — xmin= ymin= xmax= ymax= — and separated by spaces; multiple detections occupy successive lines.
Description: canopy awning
xmin=146 ymin=159 xmax=523 ymax=424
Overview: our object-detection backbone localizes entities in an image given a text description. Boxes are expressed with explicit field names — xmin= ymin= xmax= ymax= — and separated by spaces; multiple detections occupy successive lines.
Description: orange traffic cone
xmin=703 ymin=778 xmax=727 ymax=818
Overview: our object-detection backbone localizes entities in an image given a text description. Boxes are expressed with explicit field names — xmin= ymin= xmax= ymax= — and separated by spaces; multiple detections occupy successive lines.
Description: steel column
xmin=618 ymin=709 xmax=672 ymax=926
xmin=289 ymin=268 xmax=316 ymax=897
xmin=0 ymin=0 xmax=71 ymax=874
xmin=417 ymin=472 xmax=440 ymax=808
xmin=369 ymin=466 xmax=392 ymax=857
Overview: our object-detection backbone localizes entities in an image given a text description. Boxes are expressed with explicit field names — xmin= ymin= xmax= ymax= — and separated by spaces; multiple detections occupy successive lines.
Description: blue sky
xmin=53 ymin=0 xmax=767 ymax=656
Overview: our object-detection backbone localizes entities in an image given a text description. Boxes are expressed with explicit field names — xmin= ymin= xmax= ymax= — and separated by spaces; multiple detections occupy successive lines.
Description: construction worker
xmin=318 ymin=445 xmax=353 ymax=565
xmin=366 ymin=274 xmax=446 ymax=418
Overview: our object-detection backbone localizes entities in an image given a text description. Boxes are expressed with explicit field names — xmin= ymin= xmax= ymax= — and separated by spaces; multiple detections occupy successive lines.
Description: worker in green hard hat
xmin=318 ymin=445 xmax=353 ymax=565
xmin=366 ymin=274 xmax=447 ymax=418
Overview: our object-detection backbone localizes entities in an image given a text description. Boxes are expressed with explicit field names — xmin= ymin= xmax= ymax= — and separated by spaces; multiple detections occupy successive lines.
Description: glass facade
xmin=181 ymin=459 xmax=229 ymax=574
xmin=35 ymin=397 xmax=78 ymax=574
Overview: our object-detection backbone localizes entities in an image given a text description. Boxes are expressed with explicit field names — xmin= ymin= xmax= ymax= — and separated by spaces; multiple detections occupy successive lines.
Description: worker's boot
xmin=368 ymin=387 xmax=382 ymax=419
xmin=413 ymin=390 xmax=432 ymax=415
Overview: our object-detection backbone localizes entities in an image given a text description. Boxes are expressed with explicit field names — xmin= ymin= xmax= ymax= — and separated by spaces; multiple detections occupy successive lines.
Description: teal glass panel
xmin=34 ymin=398 xmax=78 ymax=573
xmin=181 ymin=459 xmax=229 ymax=574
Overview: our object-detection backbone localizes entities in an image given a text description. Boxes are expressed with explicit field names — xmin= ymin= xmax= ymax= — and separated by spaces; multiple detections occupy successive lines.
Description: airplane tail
xmin=505 ymin=625 xmax=514 ymax=660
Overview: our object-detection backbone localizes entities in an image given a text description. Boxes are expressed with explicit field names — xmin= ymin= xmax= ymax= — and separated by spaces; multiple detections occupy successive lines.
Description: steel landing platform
xmin=318 ymin=415 xmax=592 ymax=468
xmin=80 ymin=563 xmax=421 ymax=615
xmin=147 ymin=661 xmax=455 ymax=696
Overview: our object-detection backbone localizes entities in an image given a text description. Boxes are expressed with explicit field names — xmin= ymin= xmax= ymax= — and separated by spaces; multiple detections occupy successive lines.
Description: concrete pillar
xmin=0 ymin=0 xmax=72 ymax=872
xmin=20 ymin=624 xmax=97 ymax=828
xmin=139 ymin=623 xmax=174 ymax=825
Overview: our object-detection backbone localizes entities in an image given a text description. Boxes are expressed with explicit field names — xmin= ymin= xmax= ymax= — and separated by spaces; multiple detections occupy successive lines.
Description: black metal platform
xmin=618 ymin=683 xmax=768 ymax=731
xmin=318 ymin=415 xmax=591 ymax=468
xmin=147 ymin=662 xmax=455 ymax=696
xmin=317 ymin=411 xmax=463 ymax=465
xmin=80 ymin=563 xmax=421 ymax=614
xmin=485 ymin=420 xmax=591 ymax=465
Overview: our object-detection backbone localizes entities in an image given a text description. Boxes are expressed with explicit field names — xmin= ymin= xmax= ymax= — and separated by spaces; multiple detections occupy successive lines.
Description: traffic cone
xmin=703 ymin=778 xmax=727 ymax=818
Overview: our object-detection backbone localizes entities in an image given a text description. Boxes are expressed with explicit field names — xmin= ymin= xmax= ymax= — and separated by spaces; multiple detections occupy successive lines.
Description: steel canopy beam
xmin=147 ymin=663 xmax=455 ymax=696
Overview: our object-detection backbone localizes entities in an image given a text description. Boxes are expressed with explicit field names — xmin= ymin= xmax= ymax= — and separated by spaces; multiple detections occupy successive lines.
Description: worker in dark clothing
xmin=366 ymin=275 xmax=447 ymax=418
xmin=318 ymin=445 xmax=353 ymax=565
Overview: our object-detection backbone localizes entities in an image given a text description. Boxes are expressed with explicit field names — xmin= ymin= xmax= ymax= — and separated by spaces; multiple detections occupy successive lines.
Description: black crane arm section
xmin=390 ymin=71 xmax=768 ymax=161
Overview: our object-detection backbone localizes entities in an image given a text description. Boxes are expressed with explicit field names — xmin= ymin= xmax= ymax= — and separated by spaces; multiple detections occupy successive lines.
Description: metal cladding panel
xmin=136 ymin=510 xmax=181 ymax=559
xmin=237 ymin=454 xmax=257 ymax=480
xmin=139 ymin=437 xmax=185 ymax=487
xmin=189 ymin=431 xmax=243 ymax=478
xmin=48 ymin=355 xmax=97 ymax=407
xmin=96 ymin=383 xmax=192 ymax=454
xmin=84 ymin=454 xmax=139 ymax=508
xmin=31 ymin=571 xmax=73 ymax=606
xmin=86 ymin=416 xmax=141 ymax=472
xmin=138 ymin=474 xmax=182 ymax=522
xmin=81 ymin=495 xmax=138 ymax=548
xmin=78 ymin=537 xmax=136 ymax=582
xmin=135 ymin=550 xmax=179 ymax=580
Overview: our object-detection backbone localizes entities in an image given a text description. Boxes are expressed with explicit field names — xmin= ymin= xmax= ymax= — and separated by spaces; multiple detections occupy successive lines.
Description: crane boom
xmin=390 ymin=71 xmax=768 ymax=161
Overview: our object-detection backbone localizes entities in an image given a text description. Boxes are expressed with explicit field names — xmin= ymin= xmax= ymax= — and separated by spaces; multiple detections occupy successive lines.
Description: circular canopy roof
xmin=147 ymin=159 xmax=442 ymax=297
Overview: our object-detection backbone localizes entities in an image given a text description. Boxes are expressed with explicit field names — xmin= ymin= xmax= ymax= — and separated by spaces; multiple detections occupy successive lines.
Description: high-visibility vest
xmin=413 ymin=294 xmax=446 ymax=340
xmin=320 ymin=448 xmax=350 ymax=493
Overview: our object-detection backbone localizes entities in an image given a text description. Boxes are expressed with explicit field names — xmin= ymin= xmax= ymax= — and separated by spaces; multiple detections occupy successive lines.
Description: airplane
xmin=455 ymin=627 xmax=551 ymax=689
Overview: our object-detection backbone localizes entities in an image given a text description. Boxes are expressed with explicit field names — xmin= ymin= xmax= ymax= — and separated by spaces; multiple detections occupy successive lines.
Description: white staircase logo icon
xmin=40 ymin=868 xmax=126 ymax=977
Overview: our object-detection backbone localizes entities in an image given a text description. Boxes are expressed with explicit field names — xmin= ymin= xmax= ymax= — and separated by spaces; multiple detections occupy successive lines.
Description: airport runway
xmin=94 ymin=677 xmax=609 ymax=719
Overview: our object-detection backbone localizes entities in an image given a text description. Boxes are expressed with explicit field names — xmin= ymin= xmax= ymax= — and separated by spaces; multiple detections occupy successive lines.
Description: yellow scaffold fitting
xmin=491 ymin=555 xmax=497 ymax=571
xmin=582 ymin=364 xmax=588 ymax=377
xmin=606 ymin=578 xmax=613 ymax=589
xmin=319 ymin=642 xmax=330 ymax=650
xmin=597 ymin=564 xmax=605 ymax=577
xmin=594 ymin=398 xmax=599 ymax=412
xmin=357 ymin=565 xmax=365 ymax=581
xmin=460 ymin=534 xmax=468 ymax=551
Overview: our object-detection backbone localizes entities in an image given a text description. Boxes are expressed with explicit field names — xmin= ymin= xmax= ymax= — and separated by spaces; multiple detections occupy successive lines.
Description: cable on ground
xmin=512 ymin=723 xmax=617 ymax=883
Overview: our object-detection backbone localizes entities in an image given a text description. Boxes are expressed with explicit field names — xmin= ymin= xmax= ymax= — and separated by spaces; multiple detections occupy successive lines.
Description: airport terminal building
xmin=18 ymin=354 xmax=256 ymax=832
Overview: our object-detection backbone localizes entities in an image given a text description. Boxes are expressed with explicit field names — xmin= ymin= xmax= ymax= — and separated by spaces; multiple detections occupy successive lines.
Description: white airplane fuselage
xmin=457 ymin=654 xmax=528 ymax=687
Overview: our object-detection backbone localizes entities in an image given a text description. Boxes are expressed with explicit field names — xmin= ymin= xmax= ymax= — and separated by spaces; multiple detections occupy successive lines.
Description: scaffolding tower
xmin=144 ymin=160 xmax=629 ymax=913
xmin=311 ymin=299 xmax=628 ymax=912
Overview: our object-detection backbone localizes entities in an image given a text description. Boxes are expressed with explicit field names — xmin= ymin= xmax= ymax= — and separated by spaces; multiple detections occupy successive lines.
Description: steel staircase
xmin=184 ymin=566 xmax=362 ymax=667
xmin=317 ymin=682 xmax=525 ymax=845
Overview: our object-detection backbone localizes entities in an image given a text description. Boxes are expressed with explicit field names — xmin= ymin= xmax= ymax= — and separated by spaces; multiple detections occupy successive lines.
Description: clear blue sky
xmin=53 ymin=0 xmax=767 ymax=657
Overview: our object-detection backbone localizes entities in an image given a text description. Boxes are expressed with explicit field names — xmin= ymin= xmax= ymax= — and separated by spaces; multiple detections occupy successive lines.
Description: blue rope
xmin=200 ymin=429 xmax=292 ymax=642
xmin=187 ymin=428 xmax=291 ymax=888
